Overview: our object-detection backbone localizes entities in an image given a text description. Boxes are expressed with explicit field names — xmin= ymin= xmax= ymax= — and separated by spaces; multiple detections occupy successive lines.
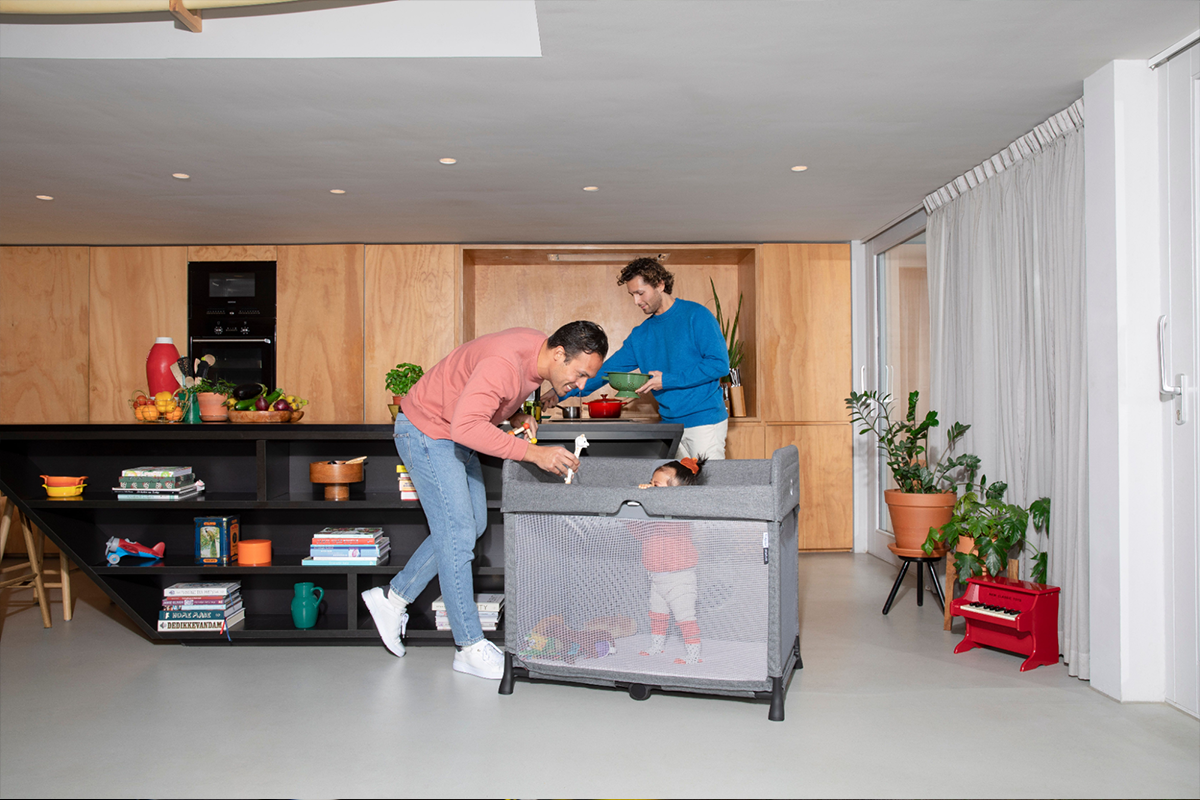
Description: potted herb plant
xmin=845 ymin=389 xmax=980 ymax=551
xmin=710 ymin=278 xmax=746 ymax=416
xmin=385 ymin=362 xmax=424 ymax=404
xmin=923 ymin=481 xmax=1051 ymax=584
xmin=195 ymin=377 xmax=236 ymax=422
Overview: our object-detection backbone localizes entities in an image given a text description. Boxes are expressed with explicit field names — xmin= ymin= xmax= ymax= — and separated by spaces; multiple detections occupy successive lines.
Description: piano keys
xmin=950 ymin=576 xmax=1060 ymax=671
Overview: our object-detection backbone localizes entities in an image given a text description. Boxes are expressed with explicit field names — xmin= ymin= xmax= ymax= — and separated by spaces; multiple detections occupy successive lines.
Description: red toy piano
xmin=950 ymin=576 xmax=1060 ymax=671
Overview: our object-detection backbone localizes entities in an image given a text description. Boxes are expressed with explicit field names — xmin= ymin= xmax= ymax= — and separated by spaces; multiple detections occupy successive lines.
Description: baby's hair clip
xmin=680 ymin=457 xmax=699 ymax=474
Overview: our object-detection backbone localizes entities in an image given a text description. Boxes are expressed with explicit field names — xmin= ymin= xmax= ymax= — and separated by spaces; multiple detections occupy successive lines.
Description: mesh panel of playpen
xmin=507 ymin=513 xmax=769 ymax=684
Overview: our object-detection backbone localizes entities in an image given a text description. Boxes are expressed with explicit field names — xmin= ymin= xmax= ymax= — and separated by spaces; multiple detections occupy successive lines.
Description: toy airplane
xmin=105 ymin=537 xmax=166 ymax=565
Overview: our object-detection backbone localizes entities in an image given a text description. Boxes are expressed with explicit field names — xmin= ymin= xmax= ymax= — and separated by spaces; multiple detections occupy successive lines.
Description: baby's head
xmin=649 ymin=457 xmax=706 ymax=487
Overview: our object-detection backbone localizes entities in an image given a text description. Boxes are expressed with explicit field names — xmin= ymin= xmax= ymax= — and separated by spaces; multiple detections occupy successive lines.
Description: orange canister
xmin=238 ymin=539 xmax=272 ymax=566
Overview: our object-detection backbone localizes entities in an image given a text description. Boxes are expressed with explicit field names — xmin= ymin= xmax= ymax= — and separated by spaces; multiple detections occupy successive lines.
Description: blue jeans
xmin=389 ymin=413 xmax=488 ymax=647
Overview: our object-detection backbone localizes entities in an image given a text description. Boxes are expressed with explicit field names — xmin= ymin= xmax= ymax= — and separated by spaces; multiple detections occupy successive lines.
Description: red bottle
xmin=146 ymin=337 xmax=181 ymax=397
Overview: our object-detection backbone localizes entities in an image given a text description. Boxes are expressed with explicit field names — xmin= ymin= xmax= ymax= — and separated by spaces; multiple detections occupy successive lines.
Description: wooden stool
xmin=0 ymin=496 xmax=52 ymax=629
xmin=882 ymin=542 xmax=945 ymax=615
xmin=29 ymin=516 xmax=78 ymax=621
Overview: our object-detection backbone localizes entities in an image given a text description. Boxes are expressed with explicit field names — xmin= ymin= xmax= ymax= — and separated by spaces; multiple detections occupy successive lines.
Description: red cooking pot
xmin=585 ymin=394 xmax=627 ymax=418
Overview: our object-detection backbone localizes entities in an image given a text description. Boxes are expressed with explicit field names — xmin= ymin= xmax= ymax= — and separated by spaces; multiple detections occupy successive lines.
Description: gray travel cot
xmin=498 ymin=446 xmax=802 ymax=720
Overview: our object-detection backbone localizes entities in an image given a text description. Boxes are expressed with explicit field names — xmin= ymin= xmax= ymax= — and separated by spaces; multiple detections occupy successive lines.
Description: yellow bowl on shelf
xmin=43 ymin=483 xmax=85 ymax=498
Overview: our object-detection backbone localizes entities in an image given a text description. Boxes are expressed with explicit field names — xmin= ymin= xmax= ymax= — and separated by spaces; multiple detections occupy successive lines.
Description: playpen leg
xmin=498 ymin=651 xmax=514 ymax=695
xmin=793 ymin=637 xmax=803 ymax=670
xmin=768 ymin=676 xmax=785 ymax=722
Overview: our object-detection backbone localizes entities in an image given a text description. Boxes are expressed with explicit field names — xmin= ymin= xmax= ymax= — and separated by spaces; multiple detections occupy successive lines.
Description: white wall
xmin=1084 ymin=60 xmax=1169 ymax=702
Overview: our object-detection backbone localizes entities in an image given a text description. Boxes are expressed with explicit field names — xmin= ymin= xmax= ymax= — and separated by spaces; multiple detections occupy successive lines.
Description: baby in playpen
xmin=635 ymin=456 xmax=706 ymax=664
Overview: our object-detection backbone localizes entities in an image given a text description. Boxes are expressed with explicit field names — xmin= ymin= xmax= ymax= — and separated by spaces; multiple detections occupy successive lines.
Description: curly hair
xmin=618 ymin=257 xmax=674 ymax=295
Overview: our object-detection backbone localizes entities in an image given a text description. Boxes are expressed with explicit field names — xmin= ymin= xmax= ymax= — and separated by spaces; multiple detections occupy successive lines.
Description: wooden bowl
xmin=309 ymin=460 xmax=364 ymax=501
xmin=228 ymin=409 xmax=295 ymax=423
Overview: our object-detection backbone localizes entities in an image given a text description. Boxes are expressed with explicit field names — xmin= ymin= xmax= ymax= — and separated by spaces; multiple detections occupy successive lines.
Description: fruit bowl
xmin=228 ymin=409 xmax=304 ymax=423
xmin=605 ymin=371 xmax=650 ymax=398
xmin=43 ymin=483 xmax=85 ymax=498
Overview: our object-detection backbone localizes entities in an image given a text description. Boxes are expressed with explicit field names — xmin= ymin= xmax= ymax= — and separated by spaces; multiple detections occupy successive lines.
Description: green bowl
xmin=605 ymin=371 xmax=649 ymax=398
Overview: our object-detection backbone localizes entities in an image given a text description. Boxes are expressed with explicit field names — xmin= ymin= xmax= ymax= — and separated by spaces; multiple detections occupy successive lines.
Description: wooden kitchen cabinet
xmin=364 ymin=245 xmax=458 ymax=423
xmin=726 ymin=420 xmax=766 ymax=459
xmin=0 ymin=246 xmax=91 ymax=424
xmin=767 ymin=424 xmax=853 ymax=551
xmin=277 ymin=245 xmax=365 ymax=423
xmin=89 ymin=247 xmax=188 ymax=422
xmin=757 ymin=244 xmax=853 ymax=550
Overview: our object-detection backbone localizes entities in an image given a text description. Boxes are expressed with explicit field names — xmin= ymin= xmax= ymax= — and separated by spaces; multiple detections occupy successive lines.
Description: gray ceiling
xmin=1 ymin=0 xmax=1196 ymax=246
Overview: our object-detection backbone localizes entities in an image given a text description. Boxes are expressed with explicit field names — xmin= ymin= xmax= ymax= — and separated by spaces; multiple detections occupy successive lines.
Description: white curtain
xmin=925 ymin=100 xmax=1089 ymax=679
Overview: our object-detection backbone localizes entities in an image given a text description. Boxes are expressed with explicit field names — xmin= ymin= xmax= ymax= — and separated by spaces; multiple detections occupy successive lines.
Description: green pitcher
xmin=291 ymin=582 xmax=323 ymax=629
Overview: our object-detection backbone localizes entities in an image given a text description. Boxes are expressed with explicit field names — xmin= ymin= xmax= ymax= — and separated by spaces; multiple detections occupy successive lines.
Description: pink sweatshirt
xmin=399 ymin=328 xmax=546 ymax=461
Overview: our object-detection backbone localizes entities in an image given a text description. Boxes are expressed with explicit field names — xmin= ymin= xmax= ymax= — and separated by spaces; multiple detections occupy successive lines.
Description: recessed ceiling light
xmin=172 ymin=173 xmax=190 ymax=180
xmin=36 ymin=194 xmax=53 ymax=201
xmin=439 ymin=158 xmax=457 ymax=164
xmin=330 ymin=189 xmax=346 ymax=194
xmin=790 ymin=165 xmax=808 ymax=172
xmin=583 ymin=186 xmax=599 ymax=192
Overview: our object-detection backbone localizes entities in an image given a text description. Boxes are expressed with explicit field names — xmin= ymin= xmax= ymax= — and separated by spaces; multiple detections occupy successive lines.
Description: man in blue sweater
xmin=565 ymin=258 xmax=730 ymax=459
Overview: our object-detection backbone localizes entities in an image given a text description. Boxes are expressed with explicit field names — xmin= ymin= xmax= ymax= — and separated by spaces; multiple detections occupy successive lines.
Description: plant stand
xmin=882 ymin=543 xmax=945 ymax=615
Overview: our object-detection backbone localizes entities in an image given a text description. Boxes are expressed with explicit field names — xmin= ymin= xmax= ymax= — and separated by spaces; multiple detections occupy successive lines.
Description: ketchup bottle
xmin=146 ymin=337 xmax=181 ymax=397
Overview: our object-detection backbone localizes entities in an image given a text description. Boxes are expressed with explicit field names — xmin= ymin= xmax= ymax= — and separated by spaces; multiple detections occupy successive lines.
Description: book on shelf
xmin=302 ymin=555 xmax=390 ymax=566
xmin=163 ymin=581 xmax=241 ymax=597
xmin=115 ymin=480 xmax=205 ymax=501
xmin=431 ymin=593 xmax=504 ymax=613
xmin=159 ymin=601 xmax=244 ymax=620
xmin=309 ymin=545 xmax=388 ymax=557
xmin=157 ymin=608 xmax=245 ymax=632
xmin=161 ymin=592 xmax=241 ymax=609
xmin=121 ymin=466 xmax=193 ymax=478
xmin=313 ymin=527 xmax=384 ymax=537
xmin=309 ymin=537 xmax=385 ymax=546
xmin=119 ymin=473 xmax=196 ymax=491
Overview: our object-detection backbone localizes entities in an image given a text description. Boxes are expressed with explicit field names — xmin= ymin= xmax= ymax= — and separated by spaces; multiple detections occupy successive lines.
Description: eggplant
xmin=232 ymin=383 xmax=265 ymax=402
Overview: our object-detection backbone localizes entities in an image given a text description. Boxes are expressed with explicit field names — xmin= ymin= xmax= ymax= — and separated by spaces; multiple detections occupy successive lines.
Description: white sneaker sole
xmin=361 ymin=588 xmax=406 ymax=658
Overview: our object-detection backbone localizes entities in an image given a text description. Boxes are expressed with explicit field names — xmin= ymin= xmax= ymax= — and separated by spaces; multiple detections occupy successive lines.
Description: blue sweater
xmin=572 ymin=298 xmax=730 ymax=427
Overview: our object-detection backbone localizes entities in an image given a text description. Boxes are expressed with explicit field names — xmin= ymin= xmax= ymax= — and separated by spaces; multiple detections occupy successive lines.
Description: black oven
xmin=188 ymin=261 xmax=277 ymax=389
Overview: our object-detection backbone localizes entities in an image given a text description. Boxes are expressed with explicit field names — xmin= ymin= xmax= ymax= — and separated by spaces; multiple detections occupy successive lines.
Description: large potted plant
xmin=846 ymin=390 xmax=980 ymax=551
xmin=709 ymin=278 xmax=746 ymax=416
xmin=923 ymin=481 xmax=1051 ymax=584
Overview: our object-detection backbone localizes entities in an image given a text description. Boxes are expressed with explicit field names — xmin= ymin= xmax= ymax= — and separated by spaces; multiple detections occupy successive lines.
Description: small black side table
xmin=882 ymin=543 xmax=946 ymax=615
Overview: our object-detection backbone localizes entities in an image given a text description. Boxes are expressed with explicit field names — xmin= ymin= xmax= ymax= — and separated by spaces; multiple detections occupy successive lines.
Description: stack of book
xmin=433 ymin=593 xmax=504 ymax=631
xmin=158 ymin=581 xmax=244 ymax=633
xmin=114 ymin=466 xmax=204 ymax=501
xmin=302 ymin=527 xmax=391 ymax=566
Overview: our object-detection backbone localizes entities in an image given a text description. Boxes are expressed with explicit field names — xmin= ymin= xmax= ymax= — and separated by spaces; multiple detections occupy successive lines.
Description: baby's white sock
xmin=640 ymin=634 xmax=666 ymax=655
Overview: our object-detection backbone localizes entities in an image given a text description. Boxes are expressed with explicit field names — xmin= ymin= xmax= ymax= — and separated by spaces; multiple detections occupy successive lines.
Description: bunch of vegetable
xmin=227 ymin=383 xmax=309 ymax=412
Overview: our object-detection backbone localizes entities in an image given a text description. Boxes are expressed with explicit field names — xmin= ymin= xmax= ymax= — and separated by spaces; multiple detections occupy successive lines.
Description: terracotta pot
xmin=884 ymin=489 xmax=956 ymax=551
xmin=392 ymin=395 xmax=404 ymax=405
xmin=197 ymin=392 xmax=229 ymax=422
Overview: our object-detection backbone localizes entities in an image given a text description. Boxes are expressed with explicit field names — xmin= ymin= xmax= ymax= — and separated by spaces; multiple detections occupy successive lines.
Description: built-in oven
xmin=188 ymin=261 xmax=277 ymax=389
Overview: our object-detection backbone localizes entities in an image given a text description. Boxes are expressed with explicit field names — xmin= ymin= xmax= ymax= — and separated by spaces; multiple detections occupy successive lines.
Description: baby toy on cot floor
xmin=520 ymin=614 xmax=636 ymax=663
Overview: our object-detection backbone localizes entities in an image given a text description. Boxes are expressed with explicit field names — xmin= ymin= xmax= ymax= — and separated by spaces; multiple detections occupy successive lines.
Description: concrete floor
xmin=1 ymin=553 xmax=1197 ymax=799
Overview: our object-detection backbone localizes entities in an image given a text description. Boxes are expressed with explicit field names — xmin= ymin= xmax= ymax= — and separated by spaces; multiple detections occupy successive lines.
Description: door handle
xmin=1158 ymin=316 xmax=1189 ymax=425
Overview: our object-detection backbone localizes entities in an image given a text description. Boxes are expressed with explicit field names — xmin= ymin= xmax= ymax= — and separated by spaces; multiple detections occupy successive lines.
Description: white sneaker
xmin=362 ymin=587 xmax=408 ymax=657
xmin=452 ymin=639 xmax=505 ymax=680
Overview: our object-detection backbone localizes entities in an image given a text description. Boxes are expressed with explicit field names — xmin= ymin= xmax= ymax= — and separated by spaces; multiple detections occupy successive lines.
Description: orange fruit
xmin=168 ymin=407 xmax=183 ymax=421
xmin=141 ymin=407 xmax=160 ymax=422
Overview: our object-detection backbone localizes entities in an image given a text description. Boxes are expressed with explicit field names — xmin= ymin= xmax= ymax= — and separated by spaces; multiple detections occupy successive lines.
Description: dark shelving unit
xmin=0 ymin=421 xmax=681 ymax=645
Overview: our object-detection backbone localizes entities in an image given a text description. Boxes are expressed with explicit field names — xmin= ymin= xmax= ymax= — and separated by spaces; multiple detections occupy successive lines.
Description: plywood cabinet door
xmin=766 ymin=424 xmax=853 ymax=550
xmin=0 ymin=247 xmax=91 ymax=423
xmin=364 ymin=245 xmax=457 ymax=423
xmin=277 ymin=245 xmax=364 ymax=423
xmin=758 ymin=243 xmax=852 ymax=423
xmin=89 ymin=247 xmax=188 ymax=422
xmin=725 ymin=421 xmax=765 ymax=459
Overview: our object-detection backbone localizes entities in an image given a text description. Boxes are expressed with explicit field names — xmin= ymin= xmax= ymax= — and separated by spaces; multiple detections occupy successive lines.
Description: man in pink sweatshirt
xmin=362 ymin=321 xmax=608 ymax=679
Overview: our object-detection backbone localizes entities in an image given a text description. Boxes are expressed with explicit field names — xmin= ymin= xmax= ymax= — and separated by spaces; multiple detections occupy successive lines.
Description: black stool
xmin=882 ymin=543 xmax=946 ymax=615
